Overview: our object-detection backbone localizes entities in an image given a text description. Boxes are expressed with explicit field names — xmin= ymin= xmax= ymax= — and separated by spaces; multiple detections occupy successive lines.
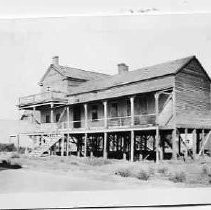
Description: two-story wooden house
xmin=18 ymin=55 xmax=211 ymax=162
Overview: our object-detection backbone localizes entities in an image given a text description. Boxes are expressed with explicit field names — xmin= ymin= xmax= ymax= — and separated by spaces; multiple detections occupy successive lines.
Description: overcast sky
xmin=1 ymin=1 xmax=211 ymax=119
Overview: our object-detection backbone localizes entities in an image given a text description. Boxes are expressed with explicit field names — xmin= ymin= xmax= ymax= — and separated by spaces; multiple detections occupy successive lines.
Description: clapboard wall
xmin=175 ymin=59 xmax=211 ymax=126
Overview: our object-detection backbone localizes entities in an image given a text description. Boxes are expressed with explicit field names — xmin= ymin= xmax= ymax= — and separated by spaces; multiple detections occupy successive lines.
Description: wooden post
xmin=172 ymin=128 xmax=177 ymax=160
xmin=50 ymin=102 xmax=54 ymax=123
xmin=154 ymin=92 xmax=161 ymax=163
xmin=103 ymin=101 xmax=108 ymax=128
xmin=103 ymin=132 xmax=108 ymax=158
xmin=130 ymin=96 xmax=135 ymax=126
xmin=17 ymin=134 xmax=20 ymax=152
xmin=67 ymin=106 xmax=70 ymax=129
xmin=155 ymin=127 xmax=160 ymax=163
xmin=77 ymin=136 xmax=80 ymax=157
xmin=33 ymin=106 xmax=36 ymax=123
xmin=201 ymin=129 xmax=205 ymax=156
xmin=192 ymin=129 xmax=196 ymax=159
xmin=84 ymin=133 xmax=87 ymax=157
xmin=184 ymin=128 xmax=188 ymax=159
xmin=84 ymin=103 xmax=88 ymax=129
xmin=122 ymin=135 xmax=127 ymax=160
xmin=131 ymin=130 xmax=135 ymax=162
xmin=66 ymin=134 xmax=69 ymax=156
xmin=61 ymin=134 xmax=65 ymax=156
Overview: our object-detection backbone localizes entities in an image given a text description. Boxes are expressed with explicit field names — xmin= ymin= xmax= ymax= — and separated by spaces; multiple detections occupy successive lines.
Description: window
xmin=56 ymin=113 xmax=60 ymax=122
xmin=126 ymin=100 xmax=131 ymax=116
xmin=111 ymin=103 xmax=118 ymax=117
xmin=91 ymin=105 xmax=98 ymax=121
xmin=46 ymin=115 xmax=50 ymax=123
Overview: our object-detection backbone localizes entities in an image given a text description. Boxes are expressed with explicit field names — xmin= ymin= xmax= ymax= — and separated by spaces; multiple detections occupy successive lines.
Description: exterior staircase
xmin=29 ymin=134 xmax=62 ymax=157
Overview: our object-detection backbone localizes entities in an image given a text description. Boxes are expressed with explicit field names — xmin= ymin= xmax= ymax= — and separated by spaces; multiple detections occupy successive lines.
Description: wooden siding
xmin=41 ymin=68 xmax=68 ymax=93
xmin=175 ymin=59 xmax=211 ymax=127
xmin=68 ymin=75 xmax=174 ymax=104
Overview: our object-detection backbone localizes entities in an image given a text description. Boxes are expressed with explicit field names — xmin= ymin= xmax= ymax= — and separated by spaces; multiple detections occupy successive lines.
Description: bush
xmin=10 ymin=153 xmax=20 ymax=159
xmin=0 ymin=143 xmax=17 ymax=152
xmin=157 ymin=167 xmax=168 ymax=175
xmin=84 ymin=157 xmax=112 ymax=166
xmin=169 ymin=171 xmax=186 ymax=183
xmin=201 ymin=165 xmax=210 ymax=176
xmin=114 ymin=167 xmax=131 ymax=177
xmin=0 ymin=159 xmax=22 ymax=169
xmin=135 ymin=169 xmax=150 ymax=181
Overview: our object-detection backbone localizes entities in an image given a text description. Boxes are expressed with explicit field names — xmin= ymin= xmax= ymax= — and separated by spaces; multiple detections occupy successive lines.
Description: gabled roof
xmin=39 ymin=64 xmax=109 ymax=84
xmin=68 ymin=55 xmax=197 ymax=96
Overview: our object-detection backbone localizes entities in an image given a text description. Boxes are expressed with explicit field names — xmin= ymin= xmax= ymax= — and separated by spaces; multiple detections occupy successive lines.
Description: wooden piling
xmin=103 ymin=132 xmax=108 ymax=158
xmin=131 ymin=130 xmax=134 ymax=162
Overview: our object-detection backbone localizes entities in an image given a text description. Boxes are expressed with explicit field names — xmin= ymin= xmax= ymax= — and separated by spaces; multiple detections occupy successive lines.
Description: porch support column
xmin=67 ymin=106 xmax=70 ymax=129
xmin=84 ymin=104 xmax=88 ymax=129
xmin=103 ymin=101 xmax=108 ymax=128
xmin=201 ymin=129 xmax=205 ymax=156
xmin=66 ymin=134 xmax=69 ymax=156
xmin=155 ymin=127 xmax=160 ymax=163
xmin=184 ymin=128 xmax=188 ymax=159
xmin=130 ymin=130 xmax=134 ymax=162
xmin=84 ymin=133 xmax=88 ymax=157
xmin=154 ymin=92 xmax=160 ymax=163
xmin=192 ymin=129 xmax=196 ymax=159
xmin=32 ymin=106 xmax=36 ymax=123
xmin=61 ymin=134 xmax=65 ymax=156
xmin=103 ymin=132 xmax=108 ymax=158
xmin=172 ymin=129 xmax=177 ymax=160
xmin=50 ymin=102 xmax=54 ymax=123
xmin=130 ymin=96 xmax=135 ymax=126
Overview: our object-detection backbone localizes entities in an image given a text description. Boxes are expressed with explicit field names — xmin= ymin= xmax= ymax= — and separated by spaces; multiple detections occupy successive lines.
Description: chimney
xmin=118 ymin=63 xmax=129 ymax=74
xmin=52 ymin=56 xmax=59 ymax=66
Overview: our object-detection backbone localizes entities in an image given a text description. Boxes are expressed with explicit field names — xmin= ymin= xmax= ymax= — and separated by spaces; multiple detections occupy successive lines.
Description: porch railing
xmin=56 ymin=113 xmax=156 ymax=130
xmin=40 ymin=123 xmax=59 ymax=132
xmin=134 ymin=114 xmax=156 ymax=126
xmin=108 ymin=116 xmax=131 ymax=127
xmin=19 ymin=91 xmax=66 ymax=105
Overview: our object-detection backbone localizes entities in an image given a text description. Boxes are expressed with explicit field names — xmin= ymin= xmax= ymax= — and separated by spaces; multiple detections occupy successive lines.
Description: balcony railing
xmin=19 ymin=91 xmax=67 ymax=106
xmin=108 ymin=116 xmax=131 ymax=127
xmin=56 ymin=114 xmax=156 ymax=131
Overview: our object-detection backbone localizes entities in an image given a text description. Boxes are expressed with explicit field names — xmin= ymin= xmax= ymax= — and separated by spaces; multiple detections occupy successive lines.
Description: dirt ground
xmin=1 ymin=153 xmax=211 ymax=193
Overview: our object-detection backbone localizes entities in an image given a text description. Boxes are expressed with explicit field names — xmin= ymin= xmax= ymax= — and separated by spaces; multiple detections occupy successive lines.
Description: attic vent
xmin=52 ymin=56 xmax=59 ymax=66
xmin=118 ymin=63 xmax=129 ymax=74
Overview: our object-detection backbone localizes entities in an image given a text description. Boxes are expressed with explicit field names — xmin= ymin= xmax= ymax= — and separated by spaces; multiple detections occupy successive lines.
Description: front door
xmin=73 ymin=106 xmax=81 ymax=128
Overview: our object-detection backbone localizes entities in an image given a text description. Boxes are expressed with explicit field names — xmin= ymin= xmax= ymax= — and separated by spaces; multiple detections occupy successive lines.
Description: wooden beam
xmin=131 ymin=130 xmax=135 ymax=162
xmin=192 ymin=129 xmax=196 ymax=159
xmin=198 ymin=130 xmax=211 ymax=157
xmin=58 ymin=107 xmax=67 ymax=123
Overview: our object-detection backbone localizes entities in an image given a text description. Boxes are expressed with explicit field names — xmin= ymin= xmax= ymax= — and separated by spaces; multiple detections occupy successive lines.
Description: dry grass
xmin=2 ymin=153 xmax=211 ymax=187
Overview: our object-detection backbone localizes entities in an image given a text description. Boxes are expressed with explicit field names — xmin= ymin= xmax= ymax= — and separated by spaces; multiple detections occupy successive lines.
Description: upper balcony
xmin=19 ymin=91 xmax=68 ymax=108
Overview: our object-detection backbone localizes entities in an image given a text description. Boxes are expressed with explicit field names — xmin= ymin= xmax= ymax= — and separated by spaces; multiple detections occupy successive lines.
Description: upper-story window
xmin=126 ymin=99 xmax=131 ymax=116
xmin=111 ymin=103 xmax=118 ymax=117
xmin=91 ymin=105 xmax=98 ymax=121
xmin=56 ymin=113 xmax=60 ymax=122
xmin=46 ymin=115 xmax=50 ymax=123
